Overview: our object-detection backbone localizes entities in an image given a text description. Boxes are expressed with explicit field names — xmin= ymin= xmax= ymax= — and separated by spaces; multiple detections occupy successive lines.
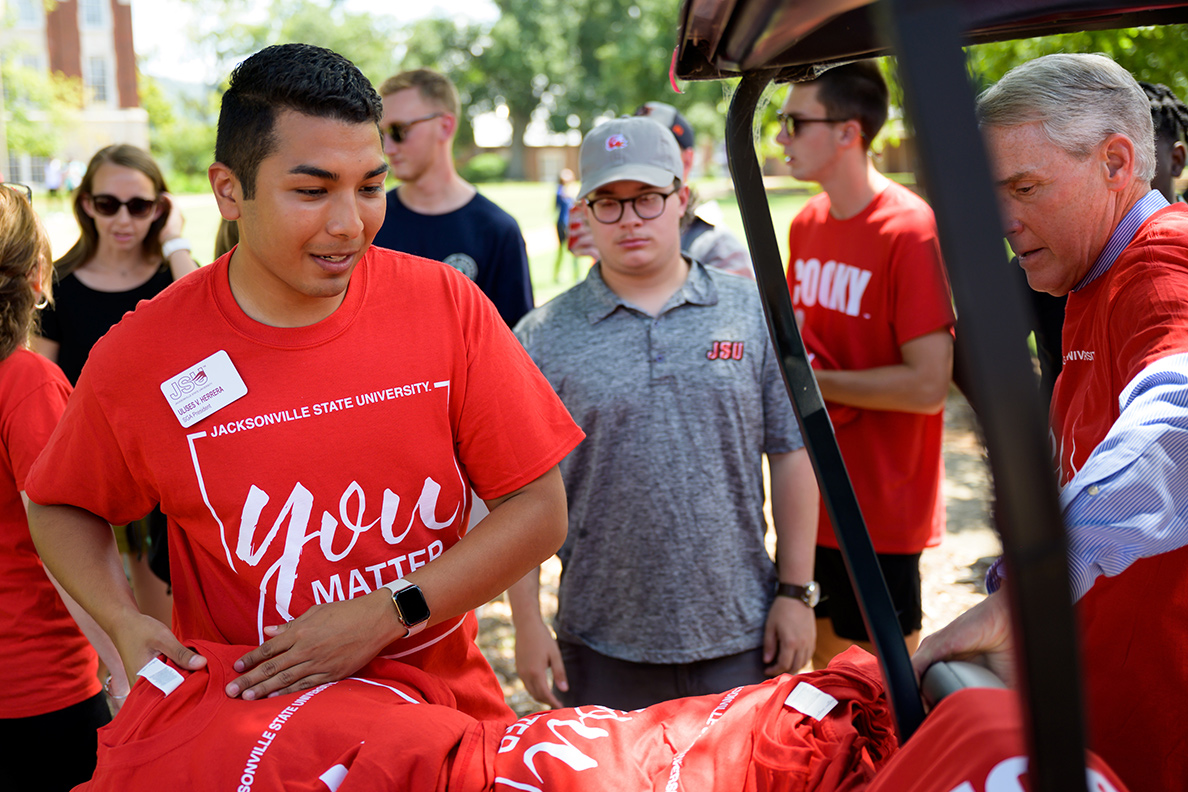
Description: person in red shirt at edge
xmin=915 ymin=54 xmax=1188 ymax=792
xmin=24 ymin=42 xmax=583 ymax=724
xmin=777 ymin=61 xmax=956 ymax=668
xmin=0 ymin=184 xmax=129 ymax=791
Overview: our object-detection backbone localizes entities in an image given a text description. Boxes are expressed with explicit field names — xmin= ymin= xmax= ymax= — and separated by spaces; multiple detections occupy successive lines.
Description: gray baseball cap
xmin=579 ymin=116 xmax=683 ymax=199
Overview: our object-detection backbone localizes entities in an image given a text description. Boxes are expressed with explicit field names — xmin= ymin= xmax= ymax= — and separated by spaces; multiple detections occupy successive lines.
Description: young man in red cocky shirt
xmin=777 ymin=61 xmax=955 ymax=668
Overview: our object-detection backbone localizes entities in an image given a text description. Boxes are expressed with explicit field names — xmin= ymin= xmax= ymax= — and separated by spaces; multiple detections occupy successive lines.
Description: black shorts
xmin=0 ymin=691 xmax=110 ymax=790
xmin=812 ymin=545 xmax=923 ymax=641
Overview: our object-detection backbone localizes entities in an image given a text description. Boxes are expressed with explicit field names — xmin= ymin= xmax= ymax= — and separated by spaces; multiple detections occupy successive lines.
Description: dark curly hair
xmin=1140 ymin=81 xmax=1188 ymax=145
xmin=216 ymin=43 xmax=383 ymax=199
xmin=0 ymin=187 xmax=53 ymax=360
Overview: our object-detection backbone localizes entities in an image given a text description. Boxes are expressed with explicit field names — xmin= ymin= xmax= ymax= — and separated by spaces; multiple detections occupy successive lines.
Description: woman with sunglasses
xmin=0 ymin=184 xmax=129 ymax=790
xmin=34 ymin=144 xmax=197 ymax=385
xmin=32 ymin=144 xmax=196 ymax=626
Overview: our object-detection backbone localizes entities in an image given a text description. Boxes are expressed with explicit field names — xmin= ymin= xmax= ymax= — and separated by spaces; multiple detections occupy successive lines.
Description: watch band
xmin=776 ymin=581 xmax=820 ymax=607
xmin=383 ymin=579 xmax=430 ymax=637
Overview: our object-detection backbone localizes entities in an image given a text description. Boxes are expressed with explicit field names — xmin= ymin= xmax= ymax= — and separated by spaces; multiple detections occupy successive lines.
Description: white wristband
xmin=161 ymin=237 xmax=192 ymax=258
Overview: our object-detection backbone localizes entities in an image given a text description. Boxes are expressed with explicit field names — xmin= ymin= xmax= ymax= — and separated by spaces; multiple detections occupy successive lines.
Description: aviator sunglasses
xmin=88 ymin=193 xmax=160 ymax=218
xmin=775 ymin=112 xmax=849 ymax=137
xmin=383 ymin=112 xmax=445 ymax=144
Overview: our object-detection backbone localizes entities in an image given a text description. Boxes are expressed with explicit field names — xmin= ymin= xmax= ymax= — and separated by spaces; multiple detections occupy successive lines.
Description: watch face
xmin=394 ymin=585 xmax=431 ymax=626
xmin=803 ymin=581 xmax=821 ymax=607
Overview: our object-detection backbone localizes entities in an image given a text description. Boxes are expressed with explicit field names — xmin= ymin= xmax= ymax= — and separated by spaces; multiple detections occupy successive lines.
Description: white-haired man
xmin=914 ymin=53 xmax=1188 ymax=792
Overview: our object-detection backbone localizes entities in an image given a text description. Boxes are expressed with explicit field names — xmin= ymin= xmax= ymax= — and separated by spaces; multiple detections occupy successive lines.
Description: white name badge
xmin=160 ymin=350 xmax=248 ymax=428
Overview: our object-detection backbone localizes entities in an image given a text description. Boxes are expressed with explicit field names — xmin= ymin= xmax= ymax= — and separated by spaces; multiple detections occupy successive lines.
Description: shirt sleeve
xmin=5 ymin=373 xmax=71 ymax=492
xmin=689 ymin=228 xmax=754 ymax=279
xmin=24 ymin=362 xmax=155 ymax=524
xmin=889 ymin=218 xmax=956 ymax=346
xmin=1061 ymin=352 xmax=1188 ymax=599
xmin=453 ymin=281 xmax=582 ymax=500
xmin=486 ymin=224 xmax=535 ymax=329
xmin=760 ymin=327 xmax=804 ymax=455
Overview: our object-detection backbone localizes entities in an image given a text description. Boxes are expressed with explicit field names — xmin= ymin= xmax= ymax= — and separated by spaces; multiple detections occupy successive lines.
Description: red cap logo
xmin=605 ymin=134 xmax=628 ymax=151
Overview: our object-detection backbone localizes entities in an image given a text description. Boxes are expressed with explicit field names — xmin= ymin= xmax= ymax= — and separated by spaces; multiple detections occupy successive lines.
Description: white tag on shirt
xmin=160 ymin=350 xmax=248 ymax=428
xmin=137 ymin=656 xmax=185 ymax=696
xmin=784 ymin=681 xmax=838 ymax=720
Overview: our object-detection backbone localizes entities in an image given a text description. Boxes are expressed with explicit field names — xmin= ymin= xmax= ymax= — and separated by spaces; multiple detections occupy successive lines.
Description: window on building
xmin=80 ymin=0 xmax=105 ymax=27
xmin=30 ymin=157 xmax=49 ymax=185
xmin=86 ymin=56 xmax=109 ymax=104
xmin=15 ymin=0 xmax=40 ymax=26
xmin=6 ymin=154 xmax=22 ymax=183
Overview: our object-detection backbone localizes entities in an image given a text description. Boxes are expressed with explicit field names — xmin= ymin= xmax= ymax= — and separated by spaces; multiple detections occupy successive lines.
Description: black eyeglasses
xmin=587 ymin=187 xmax=679 ymax=224
xmin=776 ymin=112 xmax=849 ymax=137
xmin=1 ymin=182 xmax=33 ymax=202
xmin=89 ymin=194 xmax=159 ymax=218
xmin=383 ymin=112 xmax=445 ymax=144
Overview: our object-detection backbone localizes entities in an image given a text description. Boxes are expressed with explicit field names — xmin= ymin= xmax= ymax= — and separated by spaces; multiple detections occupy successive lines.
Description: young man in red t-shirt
xmin=25 ymin=43 xmax=583 ymax=722
xmin=777 ymin=62 xmax=955 ymax=668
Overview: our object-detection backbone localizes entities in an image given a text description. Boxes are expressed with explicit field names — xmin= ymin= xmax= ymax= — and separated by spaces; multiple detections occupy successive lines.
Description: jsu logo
xmin=707 ymin=341 xmax=745 ymax=361
xmin=167 ymin=368 xmax=208 ymax=401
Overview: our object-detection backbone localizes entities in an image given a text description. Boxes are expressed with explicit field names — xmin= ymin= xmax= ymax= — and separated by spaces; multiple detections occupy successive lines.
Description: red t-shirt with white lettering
xmin=0 ymin=348 xmax=99 ymax=718
xmin=1050 ymin=203 xmax=1188 ymax=792
xmin=787 ymin=184 xmax=954 ymax=553
xmin=26 ymin=248 xmax=584 ymax=722
xmin=81 ymin=643 xmax=1132 ymax=791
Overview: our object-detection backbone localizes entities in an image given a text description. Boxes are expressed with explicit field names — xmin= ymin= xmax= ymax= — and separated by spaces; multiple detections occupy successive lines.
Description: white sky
xmin=131 ymin=0 xmax=498 ymax=83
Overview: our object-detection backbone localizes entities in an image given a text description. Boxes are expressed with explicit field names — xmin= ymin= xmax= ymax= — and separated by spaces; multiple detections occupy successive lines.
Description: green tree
xmin=402 ymin=2 xmax=571 ymax=179
xmin=0 ymin=60 xmax=81 ymax=159
xmin=966 ymin=26 xmax=1188 ymax=97
xmin=141 ymin=73 xmax=219 ymax=182
xmin=402 ymin=0 xmax=731 ymax=179
xmin=177 ymin=0 xmax=401 ymax=87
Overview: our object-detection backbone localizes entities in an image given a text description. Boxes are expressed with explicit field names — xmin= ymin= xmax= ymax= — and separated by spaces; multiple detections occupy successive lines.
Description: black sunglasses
xmin=383 ymin=112 xmax=445 ymax=144
xmin=776 ymin=112 xmax=849 ymax=137
xmin=89 ymin=194 xmax=160 ymax=218
xmin=1 ymin=182 xmax=33 ymax=202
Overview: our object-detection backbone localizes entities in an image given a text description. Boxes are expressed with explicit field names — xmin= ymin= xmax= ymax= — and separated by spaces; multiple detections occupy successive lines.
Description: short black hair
xmin=808 ymin=61 xmax=889 ymax=150
xmin=1140 ymin=81 xmax=1188 ymax=145
xmin=215 ymin=43 xmax=383 ymax=198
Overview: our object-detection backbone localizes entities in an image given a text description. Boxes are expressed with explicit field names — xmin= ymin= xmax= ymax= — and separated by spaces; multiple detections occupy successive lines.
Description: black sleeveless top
xmin=38 ymin=265 xmax=174 ymax=385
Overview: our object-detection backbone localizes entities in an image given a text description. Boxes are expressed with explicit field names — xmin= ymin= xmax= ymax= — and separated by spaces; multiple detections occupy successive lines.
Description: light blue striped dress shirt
xmin=989 ymin=190 xmax=1188 ymax=600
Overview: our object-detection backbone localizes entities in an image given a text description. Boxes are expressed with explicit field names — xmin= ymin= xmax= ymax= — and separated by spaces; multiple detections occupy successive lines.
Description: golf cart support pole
xmin=881 ymin=0 xmax=1089 ymax=788
xmin=723 ymin=70 xmax=926 ymax=743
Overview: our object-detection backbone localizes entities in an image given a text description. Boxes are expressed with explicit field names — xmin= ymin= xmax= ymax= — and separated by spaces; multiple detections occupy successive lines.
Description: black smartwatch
xmin=384 ymin=579 xmax=431 ymax=637
xmin=776 ymin=581 xmax=821 ymax=608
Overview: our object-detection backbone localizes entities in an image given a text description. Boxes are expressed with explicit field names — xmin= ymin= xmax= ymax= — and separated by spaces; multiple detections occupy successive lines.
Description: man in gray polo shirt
xmin=509 ymin=116 xmax=820 ymax=711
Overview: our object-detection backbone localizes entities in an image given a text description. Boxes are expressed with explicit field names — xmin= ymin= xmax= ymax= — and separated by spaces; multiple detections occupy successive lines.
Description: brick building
xmin=2 ymin=0 xmax=148 ymax=184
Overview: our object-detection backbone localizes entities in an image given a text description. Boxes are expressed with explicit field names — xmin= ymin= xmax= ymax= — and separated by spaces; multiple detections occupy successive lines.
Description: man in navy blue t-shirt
xmin=373 ymin=69 xmax=534 ymax=327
